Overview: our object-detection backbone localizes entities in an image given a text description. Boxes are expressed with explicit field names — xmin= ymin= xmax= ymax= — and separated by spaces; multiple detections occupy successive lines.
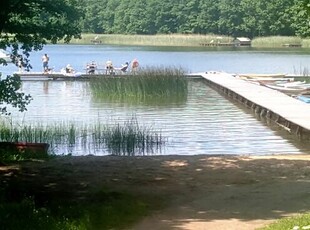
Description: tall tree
xmin=291 ymin=0 xmax=310 ymax=37
xmin=0 ymin=0 xmax=82 ymax=115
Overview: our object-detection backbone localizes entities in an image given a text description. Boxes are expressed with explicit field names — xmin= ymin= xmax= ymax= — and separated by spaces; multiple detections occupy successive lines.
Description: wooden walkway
xmin=197 ymin=71 xmax=310 ymax=139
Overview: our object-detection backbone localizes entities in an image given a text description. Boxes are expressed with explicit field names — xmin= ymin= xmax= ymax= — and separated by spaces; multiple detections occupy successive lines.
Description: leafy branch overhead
xmin=0 ymin=0 xmax=82 ymax=115
xmin=0 ymin=74 xmax=32 ymax=115
xmin=0 ymin=0 xmax=83 ymax=62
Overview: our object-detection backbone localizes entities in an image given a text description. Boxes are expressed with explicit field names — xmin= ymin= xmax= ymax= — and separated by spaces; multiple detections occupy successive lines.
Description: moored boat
xmin=238 ymin=73 xmax=287 ymax=79
xmin=296 ymin=94 xmax=310 ymax=103
xmin=260 ymin=82 xmax=310 ymax=95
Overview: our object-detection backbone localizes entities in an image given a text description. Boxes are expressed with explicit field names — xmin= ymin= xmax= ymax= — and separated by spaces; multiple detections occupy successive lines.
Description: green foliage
xmin=259 ymin=212 xmax=310 ymax=230
xmin=0 ymin=74 xmax=32 ymax=115
xmin=0 ymin=190 xmax=153 ymax=230
xmin=0 ymin=0 xmax=82 ymax=116
xmin=89 ymin=67 xmax=188 ymax=104
xmin=77 ymin=0 xmax=309 ymax=38
xmin=0 ymin=118 xmax=165 ymax=156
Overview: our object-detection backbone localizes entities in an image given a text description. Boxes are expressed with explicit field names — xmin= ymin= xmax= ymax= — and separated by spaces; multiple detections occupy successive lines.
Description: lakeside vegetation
xmin=260 ymin=213 xmax=310 ymax=230
xmin=66 ymin=33 xmax=310 ymax=48
xmin=0 ymin=117 xmax=165 ymax=160
xmin=0 ymin=188 xmax=160 ymax=230
xmin=89 ymin=67 xmax=188 ymax=105
xmin=78 ymin=0 xmax=310 ymax=38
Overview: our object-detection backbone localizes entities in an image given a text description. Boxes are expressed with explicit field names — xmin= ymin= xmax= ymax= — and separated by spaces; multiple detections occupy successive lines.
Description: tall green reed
xmin=0 ymin=118 xmax=165 ymax=156
xmin=89 ymin=66 xmax=188 ymax=105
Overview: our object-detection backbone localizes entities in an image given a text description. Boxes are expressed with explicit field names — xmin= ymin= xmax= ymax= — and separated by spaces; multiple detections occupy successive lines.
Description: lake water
xmin=1 ymin=45 xmax=310 ymax=156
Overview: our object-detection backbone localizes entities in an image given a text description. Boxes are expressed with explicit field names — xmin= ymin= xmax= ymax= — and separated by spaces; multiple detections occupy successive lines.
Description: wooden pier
xmin=197 ymin=71 xmax=310 ymax=140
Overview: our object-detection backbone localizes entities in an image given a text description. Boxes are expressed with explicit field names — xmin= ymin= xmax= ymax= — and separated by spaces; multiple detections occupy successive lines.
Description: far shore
xmin=59 ymin=33 xmax=310 ymax=48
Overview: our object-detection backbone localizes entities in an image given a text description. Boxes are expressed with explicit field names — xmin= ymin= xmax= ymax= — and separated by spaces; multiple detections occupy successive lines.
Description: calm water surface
xmin=1 ymin=45 xmax=310 ymax=155
xmin=5 ymin=79 xmax=310 ymax=156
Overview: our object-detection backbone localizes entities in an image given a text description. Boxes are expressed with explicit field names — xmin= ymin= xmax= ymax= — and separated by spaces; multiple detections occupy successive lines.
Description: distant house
xmin=234 ymin=37 xmax=251 ymax=47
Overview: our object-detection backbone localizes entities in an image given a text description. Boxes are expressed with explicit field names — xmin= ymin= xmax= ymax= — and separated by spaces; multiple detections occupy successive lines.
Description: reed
xmin=0 ymin=118 xmax=165 ymax=157
xmin=301 ymin=38 xmax=310 ymax=48
xmin=293 ymin=65 xmax=310 ymax=76
xmin=252 ymin=36 xmax=302 ymax=48
xmin=89 ymin=66 xmax=188 ymax=104
xmin=68 ymin=33 xmax=233 ymax=47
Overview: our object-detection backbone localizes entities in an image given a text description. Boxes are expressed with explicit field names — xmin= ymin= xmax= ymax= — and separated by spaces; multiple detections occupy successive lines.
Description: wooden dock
xmin=197 ymin=71 xmax=310 ymax=140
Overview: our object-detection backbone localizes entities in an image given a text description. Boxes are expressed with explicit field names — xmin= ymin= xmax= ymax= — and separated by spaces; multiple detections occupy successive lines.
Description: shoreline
xmin=58 ymin=34 xmax=310 ymax=49
xmin=1 ymin=153 xmax=310 ymax=229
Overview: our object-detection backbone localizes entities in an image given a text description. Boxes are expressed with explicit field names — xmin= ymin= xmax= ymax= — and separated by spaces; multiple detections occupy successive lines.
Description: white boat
xmin=238 ymin=73 xmax=287 ymax=79
xmin=0 ymin=49 xmax=11 ymax=62
xmin=261 ymin=83 xmax=310 ymax=95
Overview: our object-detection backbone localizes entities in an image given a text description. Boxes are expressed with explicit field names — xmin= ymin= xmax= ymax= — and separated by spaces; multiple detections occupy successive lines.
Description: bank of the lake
xmin=64 ymin=34 xmax=310 ymax=48
xmin=1 ymin=154 xmax=310 ymax=230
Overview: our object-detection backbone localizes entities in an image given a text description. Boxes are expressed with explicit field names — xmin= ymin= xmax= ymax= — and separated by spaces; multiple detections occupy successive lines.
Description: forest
xmin=77 ymin=0 xmax=310 ymax=38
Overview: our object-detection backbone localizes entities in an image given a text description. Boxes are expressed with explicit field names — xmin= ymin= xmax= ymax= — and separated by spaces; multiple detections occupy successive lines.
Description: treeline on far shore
xmin=65 ymin=34 xmax=310 ymax=48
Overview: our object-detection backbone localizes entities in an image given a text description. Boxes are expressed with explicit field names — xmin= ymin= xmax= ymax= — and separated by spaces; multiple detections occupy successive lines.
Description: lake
xmin=1 ymin=45 xmax=310 ymax=156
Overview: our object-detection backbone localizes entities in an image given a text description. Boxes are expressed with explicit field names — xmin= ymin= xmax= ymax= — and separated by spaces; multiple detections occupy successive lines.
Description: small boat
xmin=260 ymin=82 xmax=310 ymax=95
xmin=242 ymin=77 xmax=294 ymax=84
xmin=0 ymin=142 xmax=49 ymax=155
xmin=238 ymin=73 xmax=287 ymax=79
xmin=296 ymin=94 xmax=310 ymax=103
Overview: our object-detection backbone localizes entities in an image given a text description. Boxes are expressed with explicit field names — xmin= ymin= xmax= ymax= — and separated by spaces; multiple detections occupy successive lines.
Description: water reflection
xmin=8 ymin=79 xmax=310 ymax=155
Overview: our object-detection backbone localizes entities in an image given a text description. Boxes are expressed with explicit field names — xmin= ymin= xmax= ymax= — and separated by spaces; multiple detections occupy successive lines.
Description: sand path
xmin=1 ymin=154 xmax=310 ymax=230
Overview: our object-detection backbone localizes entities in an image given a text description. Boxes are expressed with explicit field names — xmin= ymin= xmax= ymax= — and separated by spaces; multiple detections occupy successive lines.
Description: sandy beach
xmin=1 ymin=154 xmax=310 ymax=230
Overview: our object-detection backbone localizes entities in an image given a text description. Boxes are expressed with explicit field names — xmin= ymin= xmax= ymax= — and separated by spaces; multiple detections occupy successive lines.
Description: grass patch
xmin=67 ymin=33 xmax=233 ymax=47
xmin=0 ymin=117 xmax=165 ymax=157
xmin=89 ymin=66 xmax=188 ymax=105
xmin=252 ymin=36 xmax=303 ymax=48
xmin=259 ymin=213 xmax=310 ymax=230
xmin=0 ymin=189 xmax=159 ymax=230
xmin=292 ymin=65 xmax=310 ymax=76
xmin=62 ymin=33 xmax=310 ymax=48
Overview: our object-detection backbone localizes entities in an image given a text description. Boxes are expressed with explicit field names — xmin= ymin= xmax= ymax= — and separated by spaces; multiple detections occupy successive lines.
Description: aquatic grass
xmin=252 ymin=36 xmax=302 ymax=48
xmin=67 ymin=33 xmax=233 ymax=47
xmin=293 ymin=65 xmax=310 ymax=76
xmin=61 ymin=33 xmax=310 ymax=48
xmin=102 ymin=118 xmax=164 ymax=156
xmin=89 ymin=66 xmax=188 ymax=105
xmin=0 ymin=118 xmax=165 ymax=157
xmin=301 ymin=39 xmax=310 ymax=48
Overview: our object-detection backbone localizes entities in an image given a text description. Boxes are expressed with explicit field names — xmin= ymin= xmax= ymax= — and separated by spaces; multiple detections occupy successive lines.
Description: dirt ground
xmin=1 ymin=154 xmax=310 ymax=230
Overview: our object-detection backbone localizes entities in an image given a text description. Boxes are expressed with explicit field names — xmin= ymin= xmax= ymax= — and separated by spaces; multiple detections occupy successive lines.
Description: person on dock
xmin=113 ymin=61 xmax=129 ymax=74
xmin=86 ymin=61 xmax=97 ymax=74
xmin=42 ymin=53 xmax=49 ymax=73
xmin=131 ymin=58 xmax=139 ymax=72
xmin=65 ymin=64 xmax=75 ymax=74
xmin=105 ymin=60 xmax=114 ymax=75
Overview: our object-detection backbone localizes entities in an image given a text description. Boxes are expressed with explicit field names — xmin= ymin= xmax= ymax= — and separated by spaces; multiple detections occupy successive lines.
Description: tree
xmin=0 ymin=0 xmax=82 ymax=115
xmin=291 ymin=0 xmax=310 ymax=37
xmin=0 ymin=74 xmax=32 ymax=115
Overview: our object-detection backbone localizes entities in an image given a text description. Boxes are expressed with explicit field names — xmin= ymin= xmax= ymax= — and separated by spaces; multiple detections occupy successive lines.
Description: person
xmin=120 ymin=62 xmax=129 ymax=73
xmin=16 ymin=55 xmax=24 ymax=72
xmin=131 ymin=58 xmax=139 ymax=72
xmin=86 ymin=61 xmax=97 ymax=74
xmin=42 ymin=53 xmax=49 ymax=73
xmin=105 ymin=60 xmax=114 ymax=75
xmin=65 ymin=64 xmax=75 ymax=74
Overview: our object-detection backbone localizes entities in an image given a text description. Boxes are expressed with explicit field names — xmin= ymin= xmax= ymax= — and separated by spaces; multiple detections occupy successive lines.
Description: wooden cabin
xmin=234 ymin=37 xmax=251 ymax=47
